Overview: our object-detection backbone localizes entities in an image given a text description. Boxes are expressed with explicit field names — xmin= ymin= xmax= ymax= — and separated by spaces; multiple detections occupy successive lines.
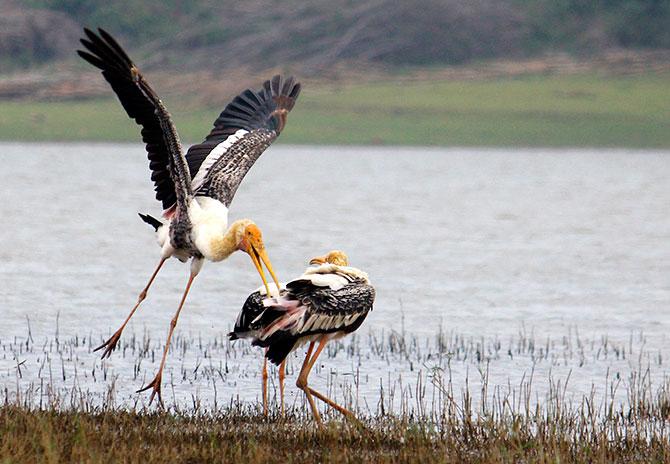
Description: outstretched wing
xmin=77 ymin=28 xmax=191 ymax=212
xmin=186 ymin=75 xmax=301 ymax=207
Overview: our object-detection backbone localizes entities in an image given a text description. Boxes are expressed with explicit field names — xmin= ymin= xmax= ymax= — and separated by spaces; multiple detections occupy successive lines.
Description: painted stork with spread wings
xmin=230 ymin=250 xmax=375 ymax=422
xmin=77 ymin=28 xmax=300 ymax=406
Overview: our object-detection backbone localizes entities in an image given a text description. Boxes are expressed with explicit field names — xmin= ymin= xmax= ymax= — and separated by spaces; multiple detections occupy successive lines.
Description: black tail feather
xmin=138 ymin=213 xmax=162 ymax=231
xmin=253 ymin=332 xmax=298 ymax=365
xmin=252 ymin=307 xmax=286 ymax=329
xmin=265 ymin=338 xmax=298 ymax=365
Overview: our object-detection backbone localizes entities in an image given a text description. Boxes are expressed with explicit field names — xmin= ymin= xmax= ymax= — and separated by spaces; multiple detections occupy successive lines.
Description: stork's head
xmin=309 ymin=249 xmax=349 ymax=266
xmin=232 ymin=219 xmax=281 ymax=297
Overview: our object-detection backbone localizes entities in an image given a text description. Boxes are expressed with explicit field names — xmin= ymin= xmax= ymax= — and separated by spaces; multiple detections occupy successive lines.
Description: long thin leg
xmin=137 ymin=269 xmax=197 ymax=407
xmin=95 ymin=257 xmax=167 ymax=359
xmin=298 ymin=338 xmax=359 ymax=423
xmin=262 ymin=352 xmax=269 ymax=416
xmin=279 ymin=359 xmax=286 ymax=416
xmin=298 ymin=342 xmax=315 ymax=378
xmin=307 ymin=387 xmax=359 ymax=421
xmin=296 ymin=342 xmax=320 ymax=422
xmin=305 ymin=339 xmax=328 ymax=373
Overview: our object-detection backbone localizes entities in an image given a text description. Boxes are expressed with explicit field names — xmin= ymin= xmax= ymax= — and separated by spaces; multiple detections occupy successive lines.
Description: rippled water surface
xmin=1 ymin=142 xmax=668 ymax=413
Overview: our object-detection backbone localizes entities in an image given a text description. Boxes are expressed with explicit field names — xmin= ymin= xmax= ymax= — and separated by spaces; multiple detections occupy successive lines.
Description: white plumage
xmin=190 ymin=129 xmax=249 ymax=192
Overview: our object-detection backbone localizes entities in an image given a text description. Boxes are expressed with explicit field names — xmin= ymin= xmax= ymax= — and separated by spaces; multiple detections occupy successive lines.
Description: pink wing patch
xmin=259 ymin=297 xmax=307 ymax=339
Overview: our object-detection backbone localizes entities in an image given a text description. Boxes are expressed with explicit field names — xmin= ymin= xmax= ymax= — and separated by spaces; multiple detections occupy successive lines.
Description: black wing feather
xmin=229 ymin=291 xmax=267 ymax=339
xmin=185 ymin=75 xmax=301 ymax=206
xmin=78 ymin=28 xmax=190 ymax=211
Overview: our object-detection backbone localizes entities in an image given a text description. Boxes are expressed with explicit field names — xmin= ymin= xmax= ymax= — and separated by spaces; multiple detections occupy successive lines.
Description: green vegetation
xmin=2 ymin=72 xmax=669 ymax=147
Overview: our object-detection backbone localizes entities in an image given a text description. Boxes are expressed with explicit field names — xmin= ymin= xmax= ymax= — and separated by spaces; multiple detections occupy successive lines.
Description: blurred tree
xmin=605 ymin=0 xmax=670 ymax=48
xmin=518 ymin=0 xmax=670 ymax=51
xmin=0 ymin=2 xmax=80 ymax=69
xmin=7 ymin=0 xmax=670 ymax=70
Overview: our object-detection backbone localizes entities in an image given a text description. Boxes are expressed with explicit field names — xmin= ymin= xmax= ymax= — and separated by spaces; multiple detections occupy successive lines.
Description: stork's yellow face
xmin=239 ymin=223 xmax=281 ymax=297
xmin=309 ymin=250 xmax=349 ymax=266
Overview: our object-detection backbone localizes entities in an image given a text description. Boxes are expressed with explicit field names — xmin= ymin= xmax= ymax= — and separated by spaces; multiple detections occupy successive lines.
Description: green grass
xmin=1 ymin=72 xmax=669 ymax=147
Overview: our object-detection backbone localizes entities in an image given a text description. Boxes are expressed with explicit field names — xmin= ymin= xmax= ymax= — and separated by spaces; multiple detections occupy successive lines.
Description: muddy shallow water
xmin=1 ymin=143 xmax=668 ymax=414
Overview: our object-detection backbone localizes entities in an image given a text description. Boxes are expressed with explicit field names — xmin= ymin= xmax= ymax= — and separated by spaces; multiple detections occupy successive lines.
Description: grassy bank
xmin=2 ymin=403 xmax=670 ymax=463
xmin=3 ymin=327 xmax=670 ymax=462
xmin=1 ymin=71 xmax=669 ymax=148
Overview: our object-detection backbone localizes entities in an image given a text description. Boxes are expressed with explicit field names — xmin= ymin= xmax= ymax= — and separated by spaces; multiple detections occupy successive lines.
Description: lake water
xmin=1 ymin=142 xmax=669 ymax=416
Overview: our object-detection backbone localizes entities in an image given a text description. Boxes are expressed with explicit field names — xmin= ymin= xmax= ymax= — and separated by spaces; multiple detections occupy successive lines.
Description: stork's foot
xmin=137 ymin=372 xmax=164 ymax=408
xmin=307 ymin=386 xmax=362 ymax=426
xmin=296 ymin=376 xmax=322 ymax=424
xmin=94 ymin=328 xmax=123 ymax=359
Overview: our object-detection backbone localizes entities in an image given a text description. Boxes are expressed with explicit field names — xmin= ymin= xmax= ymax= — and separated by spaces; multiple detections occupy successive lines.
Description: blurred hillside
xmin=1 ymin=0 xmax=668 ymax=147
xmin=3 ymin=0 xmax=669 ymax=73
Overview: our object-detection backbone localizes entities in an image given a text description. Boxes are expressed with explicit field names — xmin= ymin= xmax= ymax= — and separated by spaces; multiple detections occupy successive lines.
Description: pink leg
xmin=279 ymin=359 xmax=286 ymax=416
xmin=297 ymin=337 xmax=360 ymax=424
xmin=137 ymin=269 xmax=197 ymax=407
xmin=95 ymin=258 xmax=167 ymax=359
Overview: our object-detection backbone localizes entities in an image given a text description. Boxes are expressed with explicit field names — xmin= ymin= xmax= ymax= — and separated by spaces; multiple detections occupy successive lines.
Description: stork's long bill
xmin=248 ymin=242 xmax=281 ymax=298
xmin=241 ymin=224 xmax=281 ymax=298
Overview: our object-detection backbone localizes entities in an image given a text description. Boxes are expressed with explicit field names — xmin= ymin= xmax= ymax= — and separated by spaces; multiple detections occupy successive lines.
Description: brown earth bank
xmin=1 ymin=49 xmax=670 ymax=106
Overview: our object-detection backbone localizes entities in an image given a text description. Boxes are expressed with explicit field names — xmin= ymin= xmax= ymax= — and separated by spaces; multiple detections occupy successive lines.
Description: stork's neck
xmin=190 ymin=197 xmax=235 ymax=262
xmin=304 ymin=263 xmax=370 ymax=284
xmin=208 ymin=226 xmax=239 ymax=262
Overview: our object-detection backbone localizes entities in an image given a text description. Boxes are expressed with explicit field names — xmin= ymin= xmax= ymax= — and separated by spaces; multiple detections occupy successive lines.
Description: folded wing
xmin=231 ymin=266 xmax=374 ymax=365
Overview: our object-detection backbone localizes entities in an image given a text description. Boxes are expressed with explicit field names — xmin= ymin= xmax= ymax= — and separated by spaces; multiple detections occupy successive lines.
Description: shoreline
xmin=1 ymin=71 xmax=668 ymax=148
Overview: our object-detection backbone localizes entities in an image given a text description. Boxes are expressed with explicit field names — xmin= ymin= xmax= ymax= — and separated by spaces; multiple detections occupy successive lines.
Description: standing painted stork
xmin=77 ymin=28 xmax=301 ymax=406
xmin=230 ymin=250 xmax=375 ymax=422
